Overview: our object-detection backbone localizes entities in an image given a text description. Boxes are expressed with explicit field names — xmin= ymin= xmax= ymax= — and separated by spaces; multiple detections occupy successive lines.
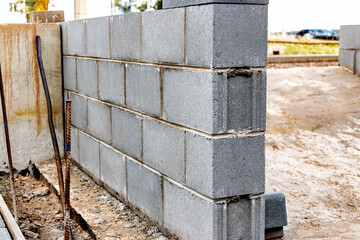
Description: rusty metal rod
xmin=64 ymin=100 xmax=72 ymax=240
xmin=0 ymin=65 xmax=18 ymax=222
xmin=35 ymin=35 xmax=66 ymax=211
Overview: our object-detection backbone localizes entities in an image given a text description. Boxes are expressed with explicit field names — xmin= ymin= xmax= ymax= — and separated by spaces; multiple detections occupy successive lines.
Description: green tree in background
xmin=114 ymin=0 xmax=162 ymax=13
xmin=9 ymin=0 xmax=54 ymax=21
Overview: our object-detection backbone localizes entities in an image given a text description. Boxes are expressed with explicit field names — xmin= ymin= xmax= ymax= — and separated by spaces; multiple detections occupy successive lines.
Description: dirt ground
xmin=266 ymin=66 xmax=360 ymax=239
xmin=0 ymin=174 xmax=91 ymax=239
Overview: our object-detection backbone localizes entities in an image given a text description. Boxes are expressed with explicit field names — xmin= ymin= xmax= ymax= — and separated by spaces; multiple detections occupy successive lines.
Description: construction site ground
xmin=0 ymin=64 xmax=359 ymax=239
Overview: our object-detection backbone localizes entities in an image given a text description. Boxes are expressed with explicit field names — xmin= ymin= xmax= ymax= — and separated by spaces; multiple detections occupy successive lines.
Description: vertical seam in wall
xmin=96 ymin=61 xmax=99 ymax=98
xmin=354 ymin=50 xmax=357 ymax=74
xmin=98 ymin=141 xmax=101 ymax=180
xmin=251 ymin=74 xmax=257 ymax=131
xmin=110 ymin=107 xmax=113 ymax=145
xmin=140 ymin=117 xmax=144 ymax=161
xmin=161 ymin=175 xmax=164 ymax=227
xmin=108 ymin=16 xmax=112 ymax=59
xmin=184 ymin=8 xmax=187 ymax=65
xmin=160 ymin=68 xmax=163 ymax=118
xmin=124 ymin=64 xmax=127 ymax=106
xmin=140 ymin=13 xmax=143 ymax=61
xmin=125 ymin=157 xmax=128 ymax=201
xmin=84 ymin=19 xmax=87 ymax=56
xmin=75 ymin=58 xmax=78 ymax=91
xmin=183 ymin=131 xmax=187 ymax=184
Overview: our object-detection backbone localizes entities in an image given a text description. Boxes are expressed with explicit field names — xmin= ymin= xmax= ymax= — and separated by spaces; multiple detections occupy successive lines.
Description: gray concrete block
xmin=185 ymin=4 xmax=214 ymax=67
xmin=110 ymin=13 xmax=141 ymax=60
xmin=98 ymin=61 xmax=124 ymax=105
xmin=63 ymin=57 xmax=76 ymax=91
xmin=71 ymin=128 xmax=79 ymax=163
xmin=86 ymin=16 xmax=110 ymax=58
xmin=227 ymin=69 xmax=267 ymax=131
xmin=186 ymin=4 xmax=267 ymax=68
xmin=186 ymin=133 xmax=265 ymax=198
xmin=88 ymin=99 xmax=111 ymax=143
xmin=163 ymin=180 xmax=215 ymax=240
xmin=339 ymin=50 xmax=355 ymax=72
xmin=0 ymin=215 xmax=5 ymax=227
xmin=163 ymin=69 xmax=224 ymax=133
xmin=143 ymin=118 xmax=185 ymax=183
xmin=112 ymin=108 xmax=142 ymax=160
xmin=163 ymin=0 xmax=269 ymax=8
xmin=69 ymin=93 xmax=87 ymax=131
xmin=142 ymin=8 xmax=184 ymax=64
xmin=77 ymin=59 xmax=98 ymax=98
xmin=355 ymin=51 xmax=360 ymax=75
xmin=66 ymin=19 xmax=85 ymax=56
xmin=79 ymin=132 xmax=100 ymax=178
xmin=100 ymin=144 xmax=126 ymax=197
xmin=127 ymin=159 xmax=162 ymax=223
xmin=340 ymin=25 xmax=360 ymax=49
xmin=126 ymin=64 xmax=161 ymax=117
xmin=265 ymin=192 xmax=287 ymax=229
xmin=227 ymin=195 xmax=265 ymax=240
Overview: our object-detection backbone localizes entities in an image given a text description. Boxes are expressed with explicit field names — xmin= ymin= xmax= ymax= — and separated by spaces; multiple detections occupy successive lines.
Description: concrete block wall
xmin=339 ymin=25 xmax=360 ymax=74
xmin=61 ymin=1 xmax=267 ymax=239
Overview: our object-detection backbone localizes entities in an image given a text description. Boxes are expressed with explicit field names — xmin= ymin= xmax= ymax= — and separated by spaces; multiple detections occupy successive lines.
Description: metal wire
xmin=64 ymin=100 xmax=72 ymax=240
xmin=0 ymin=65 xmax=18 ymax=222
xmin=35 ymin=35 xmax=66 ymax=211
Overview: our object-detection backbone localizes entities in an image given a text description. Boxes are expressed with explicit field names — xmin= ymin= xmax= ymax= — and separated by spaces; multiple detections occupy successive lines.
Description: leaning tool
xmin=35 ymin=35 xmax=66 ymax=211
xmin=0 ymin=64 xmax=18 ymax=222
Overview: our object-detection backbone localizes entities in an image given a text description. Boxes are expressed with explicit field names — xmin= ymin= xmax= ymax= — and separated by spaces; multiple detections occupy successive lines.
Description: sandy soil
xmin=266 ymin=66 xmax=360 ymax=239
xmin=0 ymin=174 xmax=91 ymax=239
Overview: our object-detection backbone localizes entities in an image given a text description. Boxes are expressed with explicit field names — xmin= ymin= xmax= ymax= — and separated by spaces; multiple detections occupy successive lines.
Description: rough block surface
xmin=100 ymin=144 xmax=127 ymax=197
xmin=127 ymin=160 xmax=163 ymax=223
xmin=111 ymin=13 xmax=141 ymax=60
xmin=86 ymin=17 xmax=110 ymax=58
xmin=186 ymin=133 xmax=265 ymax=198
xmin=63 ymin=57 xmax=77 ymax=91
xmin=355 ymin=51 xmax=360 ymax=75
xmin=79 ymin=132 xmax=100 ymax=178
xmin=339 ymin=50 xmax=355 ymax=72
xmin=340 ymin=25 xmax=360 ymax=50
xmin=163 ymin=0 xmax=269 ymax=9
xmin=142 ymin=8 xmax=184 ymax=64
xmin=71 ymin=128 xmax=79 ymax=163
xmin=88 ymin=99 xmax=111 ymax=143
xmin=227 ymin=69 xmax=267 ymax=131
xmin=98 ymin=61 xmax=124 ymax=105
xmin=112 ymin=108 xmax=142 ymax=160
xmin=143 ymin=118 xmax=185 ymax=183
xmin=163 ymin=69 xmax=224 ymax=133
xmin=265 ymin=192 xmax=288 ymax=229
xmin=77 ymin=59 xmax=98 ymax=98
xmin=69 ymin=93 xmax=87 ymax=131
xmin=126 ymin=64 xmax=161 ymax=116
xmin=163 ymin=180 xmax=215 ymax=240
xmin=66 ymin=19 xmax=85 ymax=56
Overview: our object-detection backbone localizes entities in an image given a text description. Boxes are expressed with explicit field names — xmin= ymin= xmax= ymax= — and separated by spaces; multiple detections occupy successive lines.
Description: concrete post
xmin=162 ymin=1 xmax=268 ymax=239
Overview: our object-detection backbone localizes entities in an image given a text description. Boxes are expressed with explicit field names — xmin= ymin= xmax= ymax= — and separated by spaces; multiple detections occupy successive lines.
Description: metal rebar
xmin=64 ymin=100 xmax=72 ymax=240
xmin=0 ymin=65 xmax=18 ymax=222
xmin=35 ymin=35 xmax=66 ymax=211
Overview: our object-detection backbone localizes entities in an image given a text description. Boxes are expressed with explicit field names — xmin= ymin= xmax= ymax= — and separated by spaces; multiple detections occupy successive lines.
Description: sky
xmin=1 ymin=0 xmax=360 ymax=32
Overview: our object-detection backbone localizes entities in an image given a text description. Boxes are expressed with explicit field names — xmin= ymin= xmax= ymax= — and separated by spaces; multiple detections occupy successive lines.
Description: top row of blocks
xmin=163 ymin=0 xmax=269 ymax=9
xmin=61 ymin=4 xmax=268 ymax=68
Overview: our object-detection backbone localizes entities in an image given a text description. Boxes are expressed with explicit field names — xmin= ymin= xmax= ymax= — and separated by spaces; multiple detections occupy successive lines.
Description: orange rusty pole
xmin=0 ymin=64 xmax=19 ymax=222
xmin=64 ymin=100 xmax=72 ymax=240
